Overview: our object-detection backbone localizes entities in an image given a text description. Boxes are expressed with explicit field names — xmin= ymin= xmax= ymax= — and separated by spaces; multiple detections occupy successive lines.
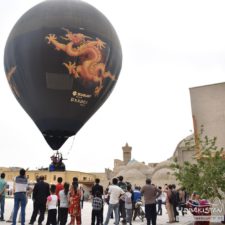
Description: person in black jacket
xmin=91 ymin=178 xmax=104 ymax=225
xmin=29 ymin=176 xmax=50 ymax=225
xmin=92 ymin=178 xmax=103 ymax=197
xmin=171 ymin=184 xmax=179 ymax=222
xmin=118 ymin=176 xmax=127 ymax=223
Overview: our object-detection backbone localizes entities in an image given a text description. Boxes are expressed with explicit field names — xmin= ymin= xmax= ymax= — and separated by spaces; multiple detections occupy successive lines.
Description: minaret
xmin=122 ymin=143 xmax=132 ymax=165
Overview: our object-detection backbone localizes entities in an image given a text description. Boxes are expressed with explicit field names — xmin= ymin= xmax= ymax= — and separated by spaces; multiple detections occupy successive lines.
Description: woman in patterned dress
xmin=68 ymin=177 xmax=81 ymax=225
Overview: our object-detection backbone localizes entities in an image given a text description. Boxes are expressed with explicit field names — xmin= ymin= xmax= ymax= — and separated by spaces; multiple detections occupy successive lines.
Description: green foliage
xmin=171 ymin=126 xmax=225 ymax=199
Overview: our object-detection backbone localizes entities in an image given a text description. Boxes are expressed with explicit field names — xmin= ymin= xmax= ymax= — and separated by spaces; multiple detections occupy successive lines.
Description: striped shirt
xmin=14 ymin=176 xmax=28 ymax=193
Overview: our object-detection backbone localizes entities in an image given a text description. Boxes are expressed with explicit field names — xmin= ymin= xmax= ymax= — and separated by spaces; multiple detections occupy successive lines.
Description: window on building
xmin=53 ymin=175 xmax=56 ymax=181
xmin=83 ymin=177 xmax=87 ymax=181
xmin=44 ymin=175 xmax=47 ymax=180
xmin=27 ymin=175 xmax=29 ymax=179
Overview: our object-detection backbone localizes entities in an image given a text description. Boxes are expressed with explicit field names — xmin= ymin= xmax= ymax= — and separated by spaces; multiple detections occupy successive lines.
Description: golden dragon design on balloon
xmin=6 ymin=66 xmax=20 ymax=98
xmin=46 ymin=28 xmax=115 ymax=96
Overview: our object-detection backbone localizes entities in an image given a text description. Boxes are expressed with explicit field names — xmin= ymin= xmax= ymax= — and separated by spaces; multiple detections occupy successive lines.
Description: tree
xmin=171 ymin=125 xmax=225 ymax=199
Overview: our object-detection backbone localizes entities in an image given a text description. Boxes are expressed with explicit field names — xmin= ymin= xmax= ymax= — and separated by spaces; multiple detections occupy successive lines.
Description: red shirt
xmin=56 ymin=183 xmax=64 ymax=199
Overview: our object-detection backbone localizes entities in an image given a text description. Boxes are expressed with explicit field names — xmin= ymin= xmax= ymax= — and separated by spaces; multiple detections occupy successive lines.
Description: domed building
xmin=153 ymin=135 xmax=196 ymax=186
xmin=151 ymin=160 xmax=175 ymax=187
xmin=116 ymin=168 xmax=146 ymax=186
xmin=101 ymin=138 xmax=196 ymax=187
xmin=172 ymin=134 xmax=196 ymax=165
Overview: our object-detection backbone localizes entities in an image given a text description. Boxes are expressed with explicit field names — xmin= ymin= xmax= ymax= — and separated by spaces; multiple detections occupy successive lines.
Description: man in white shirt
xmin=104 ymin=178 xmax=124 ymax=225
xmin=12 ymin=168 xmax=28 ymax=225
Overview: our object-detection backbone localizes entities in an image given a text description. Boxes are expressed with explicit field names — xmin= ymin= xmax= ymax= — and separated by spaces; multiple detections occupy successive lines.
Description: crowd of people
xmin=0 ymin=169 xmax=85 ymax=225
xmin=0 ymin=169 xmax=216 ymax=225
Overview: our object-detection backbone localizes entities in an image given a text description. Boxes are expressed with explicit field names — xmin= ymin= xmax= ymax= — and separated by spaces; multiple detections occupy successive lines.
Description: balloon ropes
xmin=4 ymin=0 xmax=122 ymax=165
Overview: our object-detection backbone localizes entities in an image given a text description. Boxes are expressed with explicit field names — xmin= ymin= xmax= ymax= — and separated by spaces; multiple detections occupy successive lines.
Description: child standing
xmin=46 ymin=184 xmax=58 ymax=225
xmin=91 ymin=191 xmax=103 ymax=225
xmin=125 ymin=185 xmax=133 ymax=225
xmin=58 ymin=182 xmax=70 ymax=225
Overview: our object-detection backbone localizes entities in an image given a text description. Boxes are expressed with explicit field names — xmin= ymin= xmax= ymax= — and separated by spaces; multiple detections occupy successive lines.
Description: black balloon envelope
xmin=4 ymin=0 xmax=122 ymax=150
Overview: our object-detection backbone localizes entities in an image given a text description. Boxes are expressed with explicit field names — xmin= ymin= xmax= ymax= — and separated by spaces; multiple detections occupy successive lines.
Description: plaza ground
xmin=1 ymin=198 xmax=195 ymax=225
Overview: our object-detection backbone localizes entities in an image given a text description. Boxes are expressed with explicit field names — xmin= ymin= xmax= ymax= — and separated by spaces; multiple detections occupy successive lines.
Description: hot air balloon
xmin=4 ymin=0 xmax=122 ymax=152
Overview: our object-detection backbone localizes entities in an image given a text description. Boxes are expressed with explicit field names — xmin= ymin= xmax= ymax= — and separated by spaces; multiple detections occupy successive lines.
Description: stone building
xmin=100 ymin=140 xmax=196 ymax=188
xmin=190 ymin=82 xmax=225 ymax=154
xmin=122 ymin=143 xmax=132 ymax=165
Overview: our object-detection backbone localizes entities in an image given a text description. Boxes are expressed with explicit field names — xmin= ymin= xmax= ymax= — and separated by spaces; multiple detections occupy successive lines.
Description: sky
xmin=1 ymin=0 xmax=225 ymax=172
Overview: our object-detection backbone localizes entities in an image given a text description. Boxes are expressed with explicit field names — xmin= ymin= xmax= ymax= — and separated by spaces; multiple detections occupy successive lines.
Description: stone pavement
xmin=2 ymin=198 xmax=195 ymax=225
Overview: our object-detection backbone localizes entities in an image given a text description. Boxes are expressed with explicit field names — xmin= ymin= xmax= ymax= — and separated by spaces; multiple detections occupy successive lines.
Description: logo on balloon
xmin=70 ymin=91 xmax=92 ymax=107
xmin=46 ymin=28 xmax=116 ymax=96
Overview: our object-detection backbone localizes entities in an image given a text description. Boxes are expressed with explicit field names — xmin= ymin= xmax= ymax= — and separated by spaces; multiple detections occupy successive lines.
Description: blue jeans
xmin=104 ymin=203 xmax=119 ymax=225
xmin=13 ymin=192 xmax=26 ymax=225
xmin=0 ymin=195 xmax=5 ymax=218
